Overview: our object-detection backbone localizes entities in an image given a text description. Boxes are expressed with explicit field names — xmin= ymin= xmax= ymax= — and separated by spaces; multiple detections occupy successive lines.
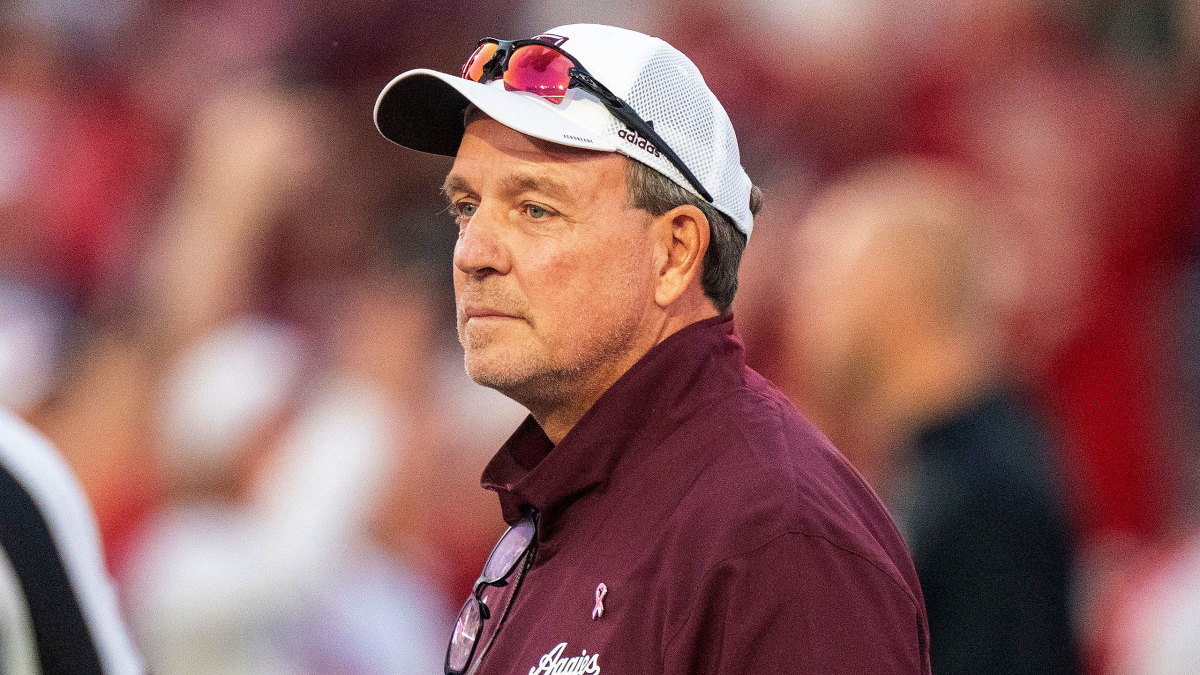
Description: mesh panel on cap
xmin=600 ymin=44 xmax=753 ymax=236
xmin=624 ymin=50 xmax=715 ymax=187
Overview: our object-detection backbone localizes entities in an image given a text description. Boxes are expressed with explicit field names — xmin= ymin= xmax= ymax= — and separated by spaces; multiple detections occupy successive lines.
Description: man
xmin=0 ymin=406 xmax=144 ymax=674
xmin=374 ymin=23 xmax=930 ymax=674
xmin=787 ymin=158 xmax=1078 ymax=673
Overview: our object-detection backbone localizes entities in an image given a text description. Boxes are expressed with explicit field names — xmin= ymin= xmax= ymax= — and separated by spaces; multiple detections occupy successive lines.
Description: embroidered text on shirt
xmin=528 ymin=642 xmax=600 ymax=675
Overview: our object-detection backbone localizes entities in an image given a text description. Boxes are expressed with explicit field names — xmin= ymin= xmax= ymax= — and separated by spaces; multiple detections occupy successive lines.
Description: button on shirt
xmin=474 ymin=315 xmax=931 ymax=674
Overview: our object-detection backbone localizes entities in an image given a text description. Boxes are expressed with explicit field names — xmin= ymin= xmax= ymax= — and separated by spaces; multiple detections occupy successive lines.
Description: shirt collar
xmin=481 ymin=314 xmax=746 ymax=528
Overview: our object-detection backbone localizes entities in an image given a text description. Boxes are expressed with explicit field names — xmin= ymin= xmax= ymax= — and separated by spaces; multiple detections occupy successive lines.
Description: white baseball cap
xmin=374 ymin=23 xmax=755 ymax=238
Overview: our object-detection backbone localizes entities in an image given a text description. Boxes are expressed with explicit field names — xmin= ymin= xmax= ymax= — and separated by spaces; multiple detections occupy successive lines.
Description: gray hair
xmin=625 ymin=159 xmax=762 ymax=314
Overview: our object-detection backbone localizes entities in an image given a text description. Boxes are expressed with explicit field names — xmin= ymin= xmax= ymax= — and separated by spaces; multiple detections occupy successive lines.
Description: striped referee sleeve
xmin=0 ymin=407 xmax=143 ymax=674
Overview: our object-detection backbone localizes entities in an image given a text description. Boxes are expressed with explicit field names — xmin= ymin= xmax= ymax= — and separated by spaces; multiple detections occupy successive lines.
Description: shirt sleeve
xmin=662 ymin=531 xmax=928 ymax=675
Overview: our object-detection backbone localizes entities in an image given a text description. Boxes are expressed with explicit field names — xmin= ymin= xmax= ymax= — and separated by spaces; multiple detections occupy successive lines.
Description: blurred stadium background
xmin=1 ymin=0 xmax=1198 ymax=672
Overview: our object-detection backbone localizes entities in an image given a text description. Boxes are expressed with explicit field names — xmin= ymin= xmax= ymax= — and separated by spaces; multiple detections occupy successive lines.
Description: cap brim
xmin=373 ymin=69 xmax=618 ymax=157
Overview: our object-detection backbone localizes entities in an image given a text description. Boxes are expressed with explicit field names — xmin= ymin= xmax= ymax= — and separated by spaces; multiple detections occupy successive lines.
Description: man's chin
xmin=464 ymin=352 xmax=531 ymax=392
xmin=463 ymin=353 xmax=558 ymax=405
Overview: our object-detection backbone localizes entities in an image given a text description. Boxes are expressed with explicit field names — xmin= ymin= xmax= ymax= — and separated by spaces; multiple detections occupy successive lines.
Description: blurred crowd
xmin=1 ymin=0 xmax=1198 ymax=673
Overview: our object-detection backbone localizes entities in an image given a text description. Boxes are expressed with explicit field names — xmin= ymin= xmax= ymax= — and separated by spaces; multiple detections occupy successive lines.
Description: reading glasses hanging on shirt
xmin=445 ymin=513 xmax=538 ymax=675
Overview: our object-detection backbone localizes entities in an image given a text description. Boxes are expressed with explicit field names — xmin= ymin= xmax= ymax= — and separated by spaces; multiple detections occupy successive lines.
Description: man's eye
xmin=527 ymin=204 xmax=549 ymax=219
xmin=455 ymin=202 xmax=478 ymax=218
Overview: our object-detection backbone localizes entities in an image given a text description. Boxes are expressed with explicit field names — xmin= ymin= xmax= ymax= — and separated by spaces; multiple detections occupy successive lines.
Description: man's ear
xmin=653 ymin=204 xmax=709 ymax=308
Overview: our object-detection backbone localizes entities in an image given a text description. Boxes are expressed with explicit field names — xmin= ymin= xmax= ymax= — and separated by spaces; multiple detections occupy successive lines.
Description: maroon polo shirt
xmin=473 ymin=315 xmax=931 ymax=674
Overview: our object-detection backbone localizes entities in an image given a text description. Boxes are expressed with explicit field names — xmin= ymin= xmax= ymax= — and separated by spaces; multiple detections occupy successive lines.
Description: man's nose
xmin=453 ymin=204 xmax=511 ymax=278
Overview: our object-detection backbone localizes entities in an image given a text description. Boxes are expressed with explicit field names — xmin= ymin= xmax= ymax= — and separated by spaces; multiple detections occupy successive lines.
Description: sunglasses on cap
xmin=462 ymin=37 xmax=714 ymax=203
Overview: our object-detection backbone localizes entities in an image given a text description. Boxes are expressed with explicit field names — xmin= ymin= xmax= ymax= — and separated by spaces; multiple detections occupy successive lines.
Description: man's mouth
xmin=461 ymin=304 xmax=522 ymax=321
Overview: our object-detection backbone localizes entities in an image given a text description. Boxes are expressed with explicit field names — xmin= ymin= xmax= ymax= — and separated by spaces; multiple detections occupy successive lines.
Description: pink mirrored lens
xmin=503 ymin=44 xmax=572 ymax=104
xmin=463 ymin=42 xmax=499 ymax=81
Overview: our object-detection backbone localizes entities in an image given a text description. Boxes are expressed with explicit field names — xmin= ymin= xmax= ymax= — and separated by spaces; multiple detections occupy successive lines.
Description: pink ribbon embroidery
xmin=592 ymin=583 xmax=607 ymax=620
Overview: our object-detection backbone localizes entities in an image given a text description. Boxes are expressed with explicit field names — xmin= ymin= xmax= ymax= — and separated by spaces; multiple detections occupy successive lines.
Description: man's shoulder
xmin=643 ymin=374 xmax=929 ymax=672
xmin=661 ymin=369 xmax=916 ymax=587
xmin=667 ymin=366 xmax=868 ymax=522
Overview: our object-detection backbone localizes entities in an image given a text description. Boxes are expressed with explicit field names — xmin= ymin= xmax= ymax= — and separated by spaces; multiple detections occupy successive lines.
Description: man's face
xmin=444 ymin=117 xmax=658 ymax=407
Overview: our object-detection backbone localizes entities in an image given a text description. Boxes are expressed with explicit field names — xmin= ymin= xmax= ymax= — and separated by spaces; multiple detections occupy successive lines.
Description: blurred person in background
xmin=785 ymin=157 xmax=1079 ymax=674
xmin=122 ymin=304 xmax=450 ymax=674
xmin=0 ymin=405 xmax=143 ymax=674
xmin=932 ymin=9 xmax=1197 ymax=664
xmin=118 ymin=70 xmax=462 ymax=673
xmin=375 ymin=22 xmax=929 ymax=674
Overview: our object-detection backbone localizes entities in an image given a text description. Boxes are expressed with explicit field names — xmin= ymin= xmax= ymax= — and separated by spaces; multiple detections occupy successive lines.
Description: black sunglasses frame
xmin=467 ymin=37 xmax=714 ymax=204
xmin=444 ymin=513 xmax=538 ymax=675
